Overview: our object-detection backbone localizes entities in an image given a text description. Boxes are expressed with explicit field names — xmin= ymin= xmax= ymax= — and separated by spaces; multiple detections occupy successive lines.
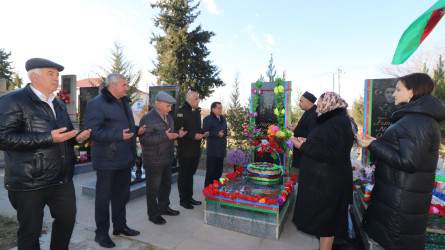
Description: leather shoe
xmin=112 ymin=226 xmax=140 ymax=236
xmin=189 ymin=198 xmax=202 ymax=205
xmin=180 ymin=202 xmax=194 ymax=209
xmin=149 ymin=215 xmax=166 ymax=225
xmin=161 ymin=207 xmax=180 ymax=216
xmin=95 ymin=234 xmax=116 ymax=248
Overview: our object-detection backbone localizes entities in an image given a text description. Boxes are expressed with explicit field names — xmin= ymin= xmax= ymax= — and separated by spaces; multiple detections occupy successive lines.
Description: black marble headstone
xmin=252 ymin=82 xmax=281 ymax=165
xmin=79 ymin=87 xmax=100 ymax=130
xmin=370 ymin=78 xmax=397 ymax=139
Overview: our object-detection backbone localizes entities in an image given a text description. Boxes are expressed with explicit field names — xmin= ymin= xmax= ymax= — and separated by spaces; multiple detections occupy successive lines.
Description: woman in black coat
xmin=291 ymin=92 xmax=354 ymax=250
xmin=359 ymin=73 xmax=445 ymax=250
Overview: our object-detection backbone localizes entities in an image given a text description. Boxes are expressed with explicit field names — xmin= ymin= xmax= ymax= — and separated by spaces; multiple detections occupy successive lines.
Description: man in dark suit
xmin=139 ymin=92 xmax=186 ymax=225
xmin=288 ymin=91 xmax=318 ymax=169
xmin=84 ymin=73 xmax=146 ymax=248
xmin=202 ymin=102 xmax=231 ymax=187
xmin=174 ymin=91 xmax=209 ymax=209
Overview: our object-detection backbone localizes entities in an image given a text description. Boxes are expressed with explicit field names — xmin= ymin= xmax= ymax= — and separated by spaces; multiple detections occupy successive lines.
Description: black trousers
xmin=95 ymin=168 xmax=131 ymax=236
xmin=8 ymin=181 xmax=76 ymax=250
xmin=178 ymin=156 xmax=200 ymax=203
xmin=145 ymin=164 xmax=172 ymax=218
xmin=204 ymin=156 xmax=224 ymax=188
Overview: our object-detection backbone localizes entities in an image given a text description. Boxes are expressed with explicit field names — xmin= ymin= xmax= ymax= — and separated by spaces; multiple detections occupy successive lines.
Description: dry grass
xmin=0 ymin=214 xmax=18 ymax=249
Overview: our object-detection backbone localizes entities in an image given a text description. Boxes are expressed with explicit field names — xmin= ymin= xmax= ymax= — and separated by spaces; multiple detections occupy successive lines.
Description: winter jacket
xmin=139 ymin=108 xmax=175 ymax=167
xmin=174 ymin=101 xmax=203 ymax=158
xmin=203 ymin=112 xmax=228 ymax=158
xmin=292 ymin=105 xmax=317 ymax=168
xmin=293 ymin=108 xmax=354 ymax=237
xmin=0 ymin=83 xmax=77 ymax=191
xmin=84 ymin=88 xmax=137 ymax=170
xmin=363 ymin=94 xmax=445 ymax=250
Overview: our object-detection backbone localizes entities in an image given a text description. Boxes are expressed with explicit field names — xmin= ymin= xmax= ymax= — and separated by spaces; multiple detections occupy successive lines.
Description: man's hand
xmin=138 ymin=125 xmax=147 ymax=135
xmin=165 ymin=128 xmax=179 ymax=140
xmin=179 ymin=127 xmax=187 ymax=138
xmin=218 ymin=130 xmax=224 ymax=138
xmin=194 ymin=133 xmax=204 ymax=140
xmin=123 ymin=128 xmax=134 ymax=140
xmin=52 ymin=127 xmax=78 ymax=143
xmin=76 ymin=129 xmax=92 ymax=143
xmin=288 ymin=123 xmax=296 ymax=132
xmin=203 ymin=131 xmax=210 ymax=138
xmin=227 ymin=130 xmax=232 ymax=136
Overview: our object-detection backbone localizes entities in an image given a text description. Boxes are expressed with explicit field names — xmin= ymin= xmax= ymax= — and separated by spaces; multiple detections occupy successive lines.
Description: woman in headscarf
xmin=359 ymin=73 xmax=445 ymax=250
xmin=291 ymin=91 xmax=354 ymax=250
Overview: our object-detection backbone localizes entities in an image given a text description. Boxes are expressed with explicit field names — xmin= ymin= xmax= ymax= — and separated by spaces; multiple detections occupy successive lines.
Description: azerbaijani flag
xmin=392 ymin=0 xmax=445 ymax=64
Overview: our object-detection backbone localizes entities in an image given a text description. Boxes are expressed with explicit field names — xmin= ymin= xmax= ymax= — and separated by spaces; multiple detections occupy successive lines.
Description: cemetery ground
xmin=0 ymin=214 xmax=19 ymax=249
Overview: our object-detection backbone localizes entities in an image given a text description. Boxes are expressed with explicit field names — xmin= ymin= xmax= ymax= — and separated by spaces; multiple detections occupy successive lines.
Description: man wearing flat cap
xmin=0 ymin=58 xmax=91 ymax=249
xmin=139 ymin=92 xmax=186 ymax=225
xmin=289 ymin=91 xmax=318 ymax=169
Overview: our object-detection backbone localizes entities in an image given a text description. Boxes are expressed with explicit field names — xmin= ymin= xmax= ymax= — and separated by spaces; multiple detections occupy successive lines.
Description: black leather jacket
xmin=0 ymin=84 xmax=77 ymax=191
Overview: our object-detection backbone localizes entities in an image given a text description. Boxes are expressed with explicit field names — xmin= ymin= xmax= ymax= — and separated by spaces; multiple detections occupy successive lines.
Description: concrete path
xmin=0 ymin=168 xmax=319 ymax=250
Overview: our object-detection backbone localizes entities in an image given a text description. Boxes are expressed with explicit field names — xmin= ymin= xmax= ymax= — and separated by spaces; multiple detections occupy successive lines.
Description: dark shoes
xmin=161 ymin=207 xmax=180 ymax=216
xmin=180 ymin=202 xmax=194 ymax=209
xmin=149 ymin=215 xmax=166 ymax=225
xmin=95 ymin=234 xmax=116 ymax=248
xmin=189 ymin=198 xmax=202 ymax=205
xmin=112 ymin=226 xmax=140 ymax=236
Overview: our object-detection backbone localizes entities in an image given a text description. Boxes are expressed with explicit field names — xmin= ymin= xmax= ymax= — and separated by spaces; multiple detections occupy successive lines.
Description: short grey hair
xmin=186 ymin=91 xmax=199 ymax=101
xmin=27 ymin=68 xmax=41 ymax=81
xmin=105 ymin=73 xmax=126 ymax=87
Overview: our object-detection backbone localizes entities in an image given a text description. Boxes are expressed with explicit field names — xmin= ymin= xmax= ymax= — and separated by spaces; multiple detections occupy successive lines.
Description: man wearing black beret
xmin=288 ymin=91 xmax=318 ymax=169
xmin=0 ymin=58 xmax=91 ymax=249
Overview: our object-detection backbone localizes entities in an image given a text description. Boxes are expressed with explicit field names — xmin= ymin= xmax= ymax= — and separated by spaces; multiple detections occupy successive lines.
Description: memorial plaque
xmin=255 ymin=82 xmax=278 ymax=134
xmin=363 ymin=78 xmax=398 ymax=163
xmin=79 ymin=87 xmax=100 ymax=130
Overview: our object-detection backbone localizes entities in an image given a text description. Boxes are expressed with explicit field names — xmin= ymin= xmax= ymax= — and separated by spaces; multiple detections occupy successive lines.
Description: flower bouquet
xmin=227 ymin=149 xmax=246 ymax=172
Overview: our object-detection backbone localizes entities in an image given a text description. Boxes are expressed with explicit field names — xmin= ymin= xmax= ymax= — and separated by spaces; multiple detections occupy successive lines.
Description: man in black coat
xmin=0 ymin=58 xmax=91 ymax=250
xmin=139 ymin=92 xmax=186 ymax=225
xmin=288 ymin=91 xmax=318 ymax=168
xmin=202 ymin=102 xmax=231 ymax=187
xmin=84 ymin=73 xmax=146 ymax=248
xmin=174 ymin=91 xmax=209 ymax=209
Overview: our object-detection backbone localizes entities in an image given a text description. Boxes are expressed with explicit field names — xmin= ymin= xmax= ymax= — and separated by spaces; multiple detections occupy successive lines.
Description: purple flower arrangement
xmin=226 ymin=149 xmax=246 ymax=166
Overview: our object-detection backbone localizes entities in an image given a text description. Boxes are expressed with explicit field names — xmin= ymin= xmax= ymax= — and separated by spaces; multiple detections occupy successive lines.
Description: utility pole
xmin=337 ymin=67 xmax=343 ymax=95
xmin=332 ymin=73 xmax=335 ymax=92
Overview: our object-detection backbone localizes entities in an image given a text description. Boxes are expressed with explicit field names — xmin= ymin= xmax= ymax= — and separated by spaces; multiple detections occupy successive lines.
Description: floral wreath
xmin=57 ymin=90 xmax=70 ymax=104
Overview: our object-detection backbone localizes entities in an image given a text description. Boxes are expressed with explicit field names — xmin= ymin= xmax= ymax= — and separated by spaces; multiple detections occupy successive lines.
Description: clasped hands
xmin=290 ymin=136 xmax=306 ymax=149
xmin=194 ymin=131 xmax=209 ymax=140
xmin=357 ymin=133 xmax=376 ymax=148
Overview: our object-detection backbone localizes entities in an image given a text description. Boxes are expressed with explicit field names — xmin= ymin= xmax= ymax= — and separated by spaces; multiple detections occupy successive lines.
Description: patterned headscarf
xmin=317 ymin=91 xmax=348 ymax=116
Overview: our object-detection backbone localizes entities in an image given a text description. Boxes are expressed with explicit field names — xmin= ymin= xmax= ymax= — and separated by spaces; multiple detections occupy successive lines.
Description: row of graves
xmin=352 ymin=79 xmax=445 ymax=249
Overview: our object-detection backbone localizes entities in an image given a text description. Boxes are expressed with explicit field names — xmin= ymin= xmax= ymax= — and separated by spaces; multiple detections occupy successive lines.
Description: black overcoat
xmin=363 ymin=94 xmax=445 ymax=250
xmin=293 ymin=108 xmax=354 ymax=237
xmin=292 ymin=105 xmax=318 ymax=168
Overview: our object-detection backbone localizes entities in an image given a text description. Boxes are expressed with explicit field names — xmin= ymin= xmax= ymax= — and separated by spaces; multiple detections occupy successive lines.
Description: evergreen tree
xmin=150 ymin=0 xmax=224 ymax=104
xmin=282 ymin=70 xmax=286 ymax=81
xmin=351 ymin=95 xmax=364 ymax=129
xmin=0 ymin=48 xmax=14 ymax=85
xmin=432 ymin=54 xmax=445 ymax=138
xmin=266 ymin=53 xmax=277 ymax=82
xmin=7 ymin=73 xmax=23 ymax=91
xmin=226 ymin=72 xmax=249 ymax=152
xmin=98 ymin=41 xmax=142 ymax=104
